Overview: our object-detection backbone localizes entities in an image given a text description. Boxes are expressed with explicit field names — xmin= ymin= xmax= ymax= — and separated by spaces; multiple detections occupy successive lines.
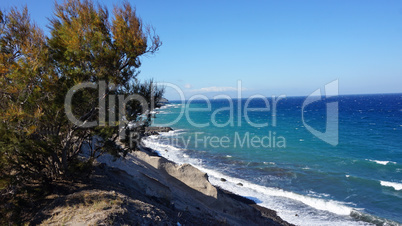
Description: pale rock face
xmin=132 ymin=151 xmax=218 ymax=199
xmin=164 ymin=163 xmax=218 ymax=198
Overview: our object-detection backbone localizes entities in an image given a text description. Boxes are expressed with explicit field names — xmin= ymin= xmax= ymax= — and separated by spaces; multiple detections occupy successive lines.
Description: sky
xmin=1 ymin=0 xmax=402 ymax=100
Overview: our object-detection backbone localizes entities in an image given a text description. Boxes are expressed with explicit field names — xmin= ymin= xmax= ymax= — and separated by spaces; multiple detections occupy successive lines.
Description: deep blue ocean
xmin=144 ymin=93 xmax=402 ymax=225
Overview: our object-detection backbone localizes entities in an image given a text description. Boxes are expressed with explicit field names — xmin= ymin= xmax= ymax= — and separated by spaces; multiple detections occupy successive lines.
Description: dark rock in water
xmin=159 ymin=97 xmax=169 ymax=103
xmin=157 ymin=98 xmax=169 ymax=107
xmin=144 ymin=127 xmax=173 ymax=136
xmin=220 ymin=189 xmax=256 ymax=205
xmin=220 ymin=178 xmax=227 ymax=182
xmin=141 ymin=146 xmax=160 ymax=156
xmin=237 ymin=183 xmax=243 ymax=186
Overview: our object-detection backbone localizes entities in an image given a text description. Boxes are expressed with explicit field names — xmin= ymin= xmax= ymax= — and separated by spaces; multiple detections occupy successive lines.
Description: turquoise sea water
xmin=144 ymin=94 xmax=402 ymax=225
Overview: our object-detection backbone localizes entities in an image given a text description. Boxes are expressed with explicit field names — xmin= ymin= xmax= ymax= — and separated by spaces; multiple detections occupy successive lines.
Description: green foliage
xmin=0 ymin=0 xmax=164 ymax=190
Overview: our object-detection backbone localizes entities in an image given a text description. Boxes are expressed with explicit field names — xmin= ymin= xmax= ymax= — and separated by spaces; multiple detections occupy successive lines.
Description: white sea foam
xmin=158 ymin=103 xmax=183 ymax=109
xmin=367 ymin=159 xmax=397 ymax=165
xmin=154 ymin=109 xmax=169 ymax=114
xmin=142 ymin=134 xmax=370 ymax=225
xmin=159 ymin=129 xmax=187 ymax=137
xmin=380 ymin=181 xmax=402 ymax=191
xmin=158 ymin=103 xmax=178 ymax=110
xmin=308 ymin=190 xmax=331 ymax=198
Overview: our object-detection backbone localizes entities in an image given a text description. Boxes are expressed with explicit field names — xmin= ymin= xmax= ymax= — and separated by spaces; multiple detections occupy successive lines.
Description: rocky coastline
xmin=30 ymin=127 xmax=293 ymax=225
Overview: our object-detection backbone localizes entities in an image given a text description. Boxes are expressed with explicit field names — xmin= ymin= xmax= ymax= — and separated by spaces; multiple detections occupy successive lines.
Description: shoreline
xmin=141 ymin=152 xmax=293 ymax=225
xmin=139 ymin=134 xmax=292 ymax=225
xmin=122 ymin=127 xmax=294 ymax=225
xmin=30 ymin=127 xmax=293 ymax=225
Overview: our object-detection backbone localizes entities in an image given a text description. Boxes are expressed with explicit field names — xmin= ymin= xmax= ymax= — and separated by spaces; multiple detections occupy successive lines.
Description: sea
xmin=143 ymin=93 xmax=402 ymax=225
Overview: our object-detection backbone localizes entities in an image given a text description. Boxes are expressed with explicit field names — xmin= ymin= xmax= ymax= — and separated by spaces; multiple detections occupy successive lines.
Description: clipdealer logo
xmin=63 ymin=79 xmax=339 ymax=147
xmin=302 ymin=80 xmax=339 ymax=146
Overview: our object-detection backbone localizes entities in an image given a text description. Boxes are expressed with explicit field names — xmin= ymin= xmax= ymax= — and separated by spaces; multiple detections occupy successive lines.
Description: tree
xmin=0 ymin=6 xmax=56 ymax=186
xmin=0 ymin=0 xmax=163 ymax=188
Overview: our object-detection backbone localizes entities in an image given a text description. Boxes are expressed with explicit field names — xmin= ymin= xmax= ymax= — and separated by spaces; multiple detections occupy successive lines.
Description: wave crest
xmin=380 ymin=181 xmax=402 ymax=191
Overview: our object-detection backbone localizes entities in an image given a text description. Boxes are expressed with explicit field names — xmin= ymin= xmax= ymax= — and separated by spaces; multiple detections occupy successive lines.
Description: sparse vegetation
xmin=41 ymin=191 xmax=125 ymax=225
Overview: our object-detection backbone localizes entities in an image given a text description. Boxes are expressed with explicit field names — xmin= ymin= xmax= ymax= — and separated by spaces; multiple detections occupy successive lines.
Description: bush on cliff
xmin=0 ymin=0 xmax=163 ymax=190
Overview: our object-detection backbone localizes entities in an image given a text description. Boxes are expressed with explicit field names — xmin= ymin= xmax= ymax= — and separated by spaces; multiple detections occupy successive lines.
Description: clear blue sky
xmin=2 ymin=0 xmax=402 ymax=99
